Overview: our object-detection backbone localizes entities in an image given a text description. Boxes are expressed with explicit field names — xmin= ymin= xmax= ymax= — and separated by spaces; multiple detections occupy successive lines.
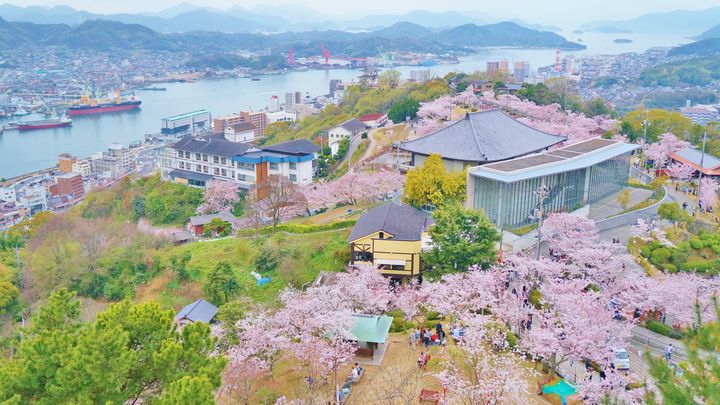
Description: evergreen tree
xmin=203 ymin=261 xmax=240 ymax=305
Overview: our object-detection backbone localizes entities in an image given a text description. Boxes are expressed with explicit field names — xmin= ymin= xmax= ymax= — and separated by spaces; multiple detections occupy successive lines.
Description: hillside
xmin=582 ymin=6 xmax=720 ymax=35
xmin=639 ymin=54 xmax=720 ymax=87
xmin=668 ymin=38 xmax=720 ymax=57
xmin=699 ymin=24 xmax=720 ymax=40
xmin=0 ymin=18 xmax=583 ymax=54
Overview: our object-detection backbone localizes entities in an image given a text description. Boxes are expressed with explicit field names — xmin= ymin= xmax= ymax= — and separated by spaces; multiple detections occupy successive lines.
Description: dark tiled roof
xmin=348 ymin=202 xmax=433 ymax=242
xmin=171 ymin=136 xmax=253 ymax=157
xmin=262 ymin=139 xmax=319 ymax=155
xmin=168 ymin=169 xmax=213 ymax=182
xmin=399 ymin=109 xmax=566 ymax=163
xmin=173 ymin=299 xmax=218 ymax=323
xmin=339 ymin=118 xmax=367 ymax=133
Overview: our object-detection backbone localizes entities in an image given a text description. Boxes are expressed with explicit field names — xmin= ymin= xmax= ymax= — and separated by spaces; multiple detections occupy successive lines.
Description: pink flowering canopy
xmin=644 ymin=133 xmax=691 ymax=168
xmin=665 ymin=162 xmax=696 ymax=180
xmin=197 ymin=179 xmax=240 ymax=214
xmin=699 ymin=177 xmax=720 ymax=209
xmin=300 ymin=169 xmax=404 ymax=210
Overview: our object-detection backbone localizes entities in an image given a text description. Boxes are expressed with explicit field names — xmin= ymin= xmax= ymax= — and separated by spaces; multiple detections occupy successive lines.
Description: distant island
xmin=572 ymin=29 xmax=584 ymax=34
xmin=613 ymin=38 xmax=633 ymax=43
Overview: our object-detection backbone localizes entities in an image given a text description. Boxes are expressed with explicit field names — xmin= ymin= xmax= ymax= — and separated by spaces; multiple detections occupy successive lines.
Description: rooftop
xmin=350 ymin=314 xmax=393 ymax=344
xmin=162 ymin=109 xmax=211 ymax=121
xmin=348 ymin=202 xmax=433 ymax=242
xmin=173 ymin=299 xmax=218 ymax=324
xmin=359 ymin=113 xmax=387 ymax=122
xmin=470 ymin=138 xmax=639 ymax=183
xmin=399 ymin=109 xmax=566 ymax=163
xmin=670 ymin=147 xmax=720 ymax=174
xmin=168 ymin=169 xmax=213 ymax=183
xmin=171 ymin=136 xmax=256 ymax=157
xmin=188 ymin=211 xmax=239 ymax=227
xmin=228 ymin=122 xmax=256 ymax=132
xmin=339 ymin=118 xmax=367 ymax=133
xmin=262 ymin=139 xmax=319 ymax=155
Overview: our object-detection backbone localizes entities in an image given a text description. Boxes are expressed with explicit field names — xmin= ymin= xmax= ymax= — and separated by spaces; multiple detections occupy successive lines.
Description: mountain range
xmin=0 ymin=18 xmax=583 ymax=54
xmin=582 ymin=6 xmax=720 ymax=35
xmin=0 ymin=3 xmax=561 ymax=33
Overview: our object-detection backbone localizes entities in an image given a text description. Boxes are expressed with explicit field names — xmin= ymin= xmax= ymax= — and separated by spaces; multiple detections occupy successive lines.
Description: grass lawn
xmin=136 ymin=229 xmax=351 ymax=309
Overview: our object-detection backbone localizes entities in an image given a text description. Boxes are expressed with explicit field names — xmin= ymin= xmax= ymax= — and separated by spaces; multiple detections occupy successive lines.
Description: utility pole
xmin=534 ymin=185 xmax=551 ymax=260
xmin=697 ymin=130 xmax=708 ymax=211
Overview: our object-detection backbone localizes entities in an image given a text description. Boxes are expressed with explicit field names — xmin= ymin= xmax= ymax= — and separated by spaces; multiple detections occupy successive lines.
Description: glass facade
xmin=472 ymin=152 xmax=632 ymax=227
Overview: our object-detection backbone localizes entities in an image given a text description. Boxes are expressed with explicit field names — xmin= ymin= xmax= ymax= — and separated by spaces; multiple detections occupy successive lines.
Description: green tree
xmin=0 ymin=290 xmax=226 ymax=403
xmin=658 ymin=202 xmax=692 ymax=230
xmin=0 ymin=281 xmax=19 ymax=312
xmin=622 ymin=108 xmax=693 ymax=143
xmin=216 ymin=298 xmax=252 ymax=347
xmin=583 ymin=98 xmax=615 ymax=117
xmin=378 ymin=69 xmax=401 ymax=91
xmin=647 ymin=302 xmax=720 ymax=405
xmin=403 ymin=154 xmax=466 ymax=208
xmin=387 ymin=96 xmax=420 ymax=123
xmin=169 ymin=251 xmax=192 ymax=280
xmin=203 ymin=261 xmax=240 ymax=305
xmin=426 ymin=203 xmax=500 ymax=275
xmin=158 ymin=376 xmax=215 ymax=405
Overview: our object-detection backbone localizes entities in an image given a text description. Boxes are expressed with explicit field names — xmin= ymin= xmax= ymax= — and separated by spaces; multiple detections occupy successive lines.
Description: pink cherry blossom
xmin=645 ymin=133 xmax=691 ymax=168
xmin=197 ymin=179 xmax=241 ymax=214
xmin=301 ymin=169 xmax=404 ymax=210
xmin=665 ymin=162 xmax=695 ymax=180
xmin=699 ymin=177 xmax=720 ymax=209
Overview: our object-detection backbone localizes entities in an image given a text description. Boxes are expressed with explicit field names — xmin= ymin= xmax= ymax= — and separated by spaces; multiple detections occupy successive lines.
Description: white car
xmin=613 ymin=348 xmax=630 ymax=370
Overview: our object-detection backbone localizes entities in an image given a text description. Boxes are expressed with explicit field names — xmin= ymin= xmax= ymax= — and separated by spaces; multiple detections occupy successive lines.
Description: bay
xmin=0 ymin=31 xmax=691 ymax=178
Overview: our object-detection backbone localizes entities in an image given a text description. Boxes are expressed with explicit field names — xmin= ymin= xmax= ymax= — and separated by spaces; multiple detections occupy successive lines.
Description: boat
xmin=12 ymin=108 xmax=30 ymax=117
xmin=67 ymin=91 xmax=141 ymax=116
xmin=17 ymin=117 xmax=72 ymax=131
xmin=251 ymin=77 xmax=261 ymax=81
xmin=614 ymin=38 xmax=633 ymax=44
xmin=138 ymin=86 xmax=166 ymax=91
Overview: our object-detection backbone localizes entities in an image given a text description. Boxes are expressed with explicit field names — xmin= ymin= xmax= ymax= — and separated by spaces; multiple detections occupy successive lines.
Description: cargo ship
xmin=68 ymin=92 xmax=141 ymax=116
xmin=16 ymin=117 xmax=72 ymax=131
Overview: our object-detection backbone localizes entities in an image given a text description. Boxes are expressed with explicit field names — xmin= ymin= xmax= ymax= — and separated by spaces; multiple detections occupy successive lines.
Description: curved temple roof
xmin=399 ymin=109 xmax=566 ymax=163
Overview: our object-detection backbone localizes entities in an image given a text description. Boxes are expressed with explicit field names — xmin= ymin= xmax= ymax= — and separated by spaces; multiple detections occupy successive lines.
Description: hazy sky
xmin=5 ymin=0 xmax=719 ymax=26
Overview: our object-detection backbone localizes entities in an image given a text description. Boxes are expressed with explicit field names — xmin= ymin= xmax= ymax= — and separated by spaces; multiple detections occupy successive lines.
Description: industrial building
xmin=161 ymin=110 xmax=212 ymax=134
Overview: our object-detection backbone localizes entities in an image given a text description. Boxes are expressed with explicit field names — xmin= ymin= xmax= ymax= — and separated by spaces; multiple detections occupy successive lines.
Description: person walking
xmin=409 ymin=329 xmax=416 ymax=348
xmin=664 ymin=344 xmax=674 ymax=361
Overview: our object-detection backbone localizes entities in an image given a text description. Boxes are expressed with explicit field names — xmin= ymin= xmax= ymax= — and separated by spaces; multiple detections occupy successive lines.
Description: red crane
xmin=320 ymin=43 xmax=330 ymax=65
xmin=555 ymin=49 xmax=561 ymax=72
xmin=288 ymin=48 xmax=294 ymax=66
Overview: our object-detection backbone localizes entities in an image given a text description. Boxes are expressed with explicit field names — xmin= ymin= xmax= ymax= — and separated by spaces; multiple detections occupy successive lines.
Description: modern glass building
xmin=467 ymin=138 xmax=639 ymax=227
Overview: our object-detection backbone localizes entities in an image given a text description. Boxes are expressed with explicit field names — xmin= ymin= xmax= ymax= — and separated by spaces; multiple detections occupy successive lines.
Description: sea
xmin=0 ymin=31 xmax=692 ymax=179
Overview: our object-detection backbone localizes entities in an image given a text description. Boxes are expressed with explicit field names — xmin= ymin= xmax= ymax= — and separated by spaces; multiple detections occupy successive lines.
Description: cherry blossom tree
xmin=197 ymin=180 xmax=240 ymax=214
xmin=301 ymin=170 xmax=404 ymax=210
xmin=541 ymin=212 xmax=598 ymax=256
xmin=631 ymin=218 xmax=673 ymax=247
xmin=665 ymin=162 xmax=695 ymax=181
xmin=699 ymin=177 xmax=720 ymax=209
xmin=644 ymin=133 xmax=690 ymax=168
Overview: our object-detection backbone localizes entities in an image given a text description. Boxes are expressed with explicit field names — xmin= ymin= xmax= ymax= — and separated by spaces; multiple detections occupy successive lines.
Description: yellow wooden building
xmin=348 ymin=202 xmax=433 ymax=280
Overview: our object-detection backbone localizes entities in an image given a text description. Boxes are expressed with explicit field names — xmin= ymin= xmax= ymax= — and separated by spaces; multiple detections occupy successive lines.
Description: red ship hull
xmin=18 ymin=122 xmax=72 ymax=131
xmin=67 ymin=103 xmax=140 ymax=116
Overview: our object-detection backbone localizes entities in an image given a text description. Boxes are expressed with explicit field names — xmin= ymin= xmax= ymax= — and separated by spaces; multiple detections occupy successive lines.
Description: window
xmin=352 ymin=251 xmax=373 ymax=262
xmin=203 ymin=165 xmax=209 ymax=174
xmin=221 ymin=169 xmax=227 ymax=176
xmin=289 ymin=174 xmax=297 ymax=182
xmin=269 ymin=162 xmax=279 ymax=170
xmin=196 ymin=164 xmax=202 ymax=172
xmin=177 ymin=150 xmax=183 ymax=158
xmin=221 ymin=157 xmax=227 ymax=165
xmin=179 ymin=161 xmax=184 ymax=169
xmin=213 ymin=156 xmax=219 ymax=164
xmin=379 ymin=232 xmax=384 ymax=239
xmin=185 ymin=151 xmax=191 ymax=158
xmin=214 ymin=168 xmax=220 ymax=175
xmin=195 ymin=153 xmax=201 ymax=160
xmin=289 ymin=162 xmax=297 ymax=170
xmin=202 ymin=154 xmax=208 ymax=162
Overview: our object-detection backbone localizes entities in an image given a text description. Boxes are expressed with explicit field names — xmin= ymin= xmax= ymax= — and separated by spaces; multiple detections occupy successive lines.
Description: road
xmin=134 ymin=145 xmax=161 ymax=177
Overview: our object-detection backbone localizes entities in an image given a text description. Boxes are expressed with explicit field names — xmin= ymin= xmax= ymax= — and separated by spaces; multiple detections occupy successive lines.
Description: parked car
xmin=613 ymin=348 xmax=630 ymax=370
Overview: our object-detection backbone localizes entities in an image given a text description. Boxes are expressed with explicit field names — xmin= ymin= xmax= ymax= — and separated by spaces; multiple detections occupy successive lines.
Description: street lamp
xmin=533 ymin=184 xmax=552 ymax=260
xmin=697 ymin=130 xmax=707 ymax=213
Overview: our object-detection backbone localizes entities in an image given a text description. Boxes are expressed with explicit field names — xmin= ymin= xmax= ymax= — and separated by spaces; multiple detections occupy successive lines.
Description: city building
xmin=0 ymin=186 xmax=16 ymax=202
xmin=466 ymin=138 xmax=639 ymax=227
xmin=265 ymin=111 xmax=297 ymax=124
xmin=680 ymin=106 xmax=718 ymax=126
xmin=92 ymin=143 xmax=133 ymax=179
xmin=669 ymin=147 xmax=720 ymax=175
xmin=71 ymin=160 xmax=92 ymax=177
xmin=285 ymin=91 xmax=302 ymax=111
xmin=213 ymin=113 xmax=245 ymax=132
xmin=58 ymin=153 xmax=77 ymax=173
xmin=17 ymin=185 xmax=47 ymax=215
xmin=328 ymin=118 xmax=367 ymax=155
xmin=359 ymin=113 xmax=388 ymax=128
xmin=469 ymin=80 xmax=493 ymax=94
xmin=348 ymin=202 xmax=433 ymax=280
xmin=161 ymin=110 xmax=212 ymax=134
xmin=160 ymin=136 xmax=319 ymax=190
xmin=224 ymin=122 xmax=256 ymax=143
xmin=51 ymin=173 xmax=85 ymax=199
xmin=238 ymin=111 xmax=267 ymax=139
xmin=291 ymin=103 xmax=317 ymax=121
xmin=513 ymin=61 xmax=531 ymax=82
xmin=398 ymin=109 xmax=566 ymax=172
xmin=486 ymin=61 xmax=500 ymax=75
xmin=0 ymin=201 xmax=23 ymax=231
xmin=409 ymin=69 xmax=433 ymax=82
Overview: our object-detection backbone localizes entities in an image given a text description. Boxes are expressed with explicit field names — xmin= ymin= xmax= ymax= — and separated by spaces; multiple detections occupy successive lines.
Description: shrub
xmin=646 ymin=320 xmax=685 ymax=340
xmin=529 ymin=289 xmax=543 ymax=309
xmin=681 ymin=259 xmax=715 ymax=273
xmin=254 ymin=245 xmax=279 ymax=274
xmin=506 ymin=331 xmax=518 ymax=348
xmin=425 ymin=311 xmax=442 ymax=321
xmin=649 ymin=247 xmax=672 ymax=266
xmin=390 ymin=317 xmax=416 ymax=333
xmin=689 ymin=238 xmax=704 ymax=250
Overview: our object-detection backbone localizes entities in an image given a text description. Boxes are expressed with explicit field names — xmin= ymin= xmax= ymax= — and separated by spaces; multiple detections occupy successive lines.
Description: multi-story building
xmin=58 ymin=153 xmax=77 ymax=173
xmin=224 ymin=122 xmax=256 ymax=143
xmin=0 ymin=201 xmax=23 ymax=231
xmin=92 ymin=143 xmax=133 ymax=179
xmin=513 ymin=61 xmax=531 ymax=82
xmin=292 ymin=103 xmax=318 ymax=121
xmin=238 ymin=111 xmax=267 ymax=139
xmin=160 ymin=136 xmax=319 ymax=190
xmin=52 ymin=173 xmax=85 ymax=199
xmin=72 ymin=160 xmax=92 ymax=177
xmin=265 ymin=111 xmax=297 ymax=124
xmin=285 ymin=91 xmax=302 ymax=111
xmin=328 ymin=118 xmax=367 ymax=155
xmin=0 ymin=186 xmax=16 ymax=202
xmin=213 ymin=113 xmax=245 ymax=132
xmin=680 ymin=106 xmax=718 ymax=126
xmin=161 ymin=110 xmax=212 ymax=134
xmin=17 ymin=185 xmax=47 ymax=215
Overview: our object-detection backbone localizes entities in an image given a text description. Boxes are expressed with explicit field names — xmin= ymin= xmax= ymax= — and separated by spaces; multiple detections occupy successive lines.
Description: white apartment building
xmin=328 ymin=118 xmax=367 ymax=155
xmin=160 ymin=135 xmax=319 ymax=190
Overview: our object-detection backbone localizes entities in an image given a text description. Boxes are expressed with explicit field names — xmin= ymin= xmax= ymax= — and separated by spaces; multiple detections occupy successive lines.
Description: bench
xmin=346 ymin=368 xmax=364 ymax=384
xmin=419 ymin=389 xmax=440 ymax=404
